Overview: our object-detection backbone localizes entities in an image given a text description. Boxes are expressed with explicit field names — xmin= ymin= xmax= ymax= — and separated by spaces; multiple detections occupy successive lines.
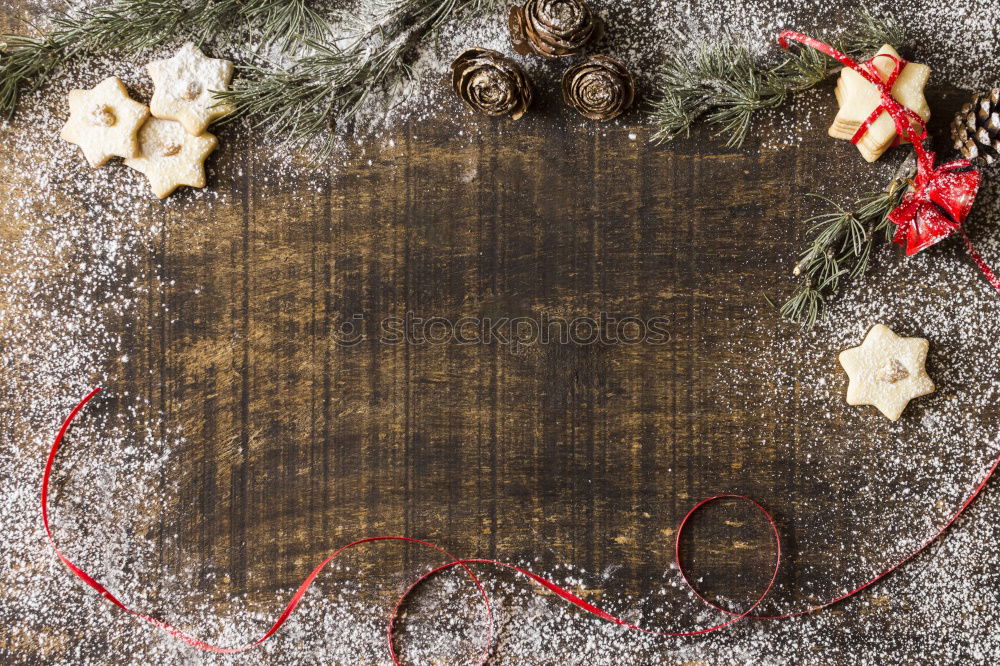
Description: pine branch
xmin=217 ymin=0 xmax=497 ymax=155
xmin=779 ymin=158 xmax=913 ymax=329
xmin=0 ymin=32 xmax=64 ymax=118
xmin=649 ymin=9 xmax=904 ymax=146
xmin=0 ymin=0 xmax=327 ymax=119
xmin=1 ymin=1 xmax=202 ymax=119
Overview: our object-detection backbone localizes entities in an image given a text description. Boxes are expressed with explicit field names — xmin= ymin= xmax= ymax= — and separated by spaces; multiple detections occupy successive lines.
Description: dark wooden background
xmin=4 ymin=1 xmax=997 ymax=663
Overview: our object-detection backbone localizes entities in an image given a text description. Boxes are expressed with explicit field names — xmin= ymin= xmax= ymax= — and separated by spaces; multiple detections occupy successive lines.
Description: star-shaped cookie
xmin=829 ymin=44 xmax=931 ymax=162
xmin=146 ymin=42 xmax=234 ymax=135
xmin=838 ymin=324 xmax=935 ymax=421
xmin=59 ymin=77 xmax=149 ymax=167
xmin=124 ymin=118 xmax=217 ymax=199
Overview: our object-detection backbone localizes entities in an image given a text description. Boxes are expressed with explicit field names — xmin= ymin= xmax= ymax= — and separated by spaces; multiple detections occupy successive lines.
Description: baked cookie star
xmin=829 ymin=44 xmax=931 ymax=162
xmin=125 ymin=118 xmax=217 ymax=199
xmin=838 ymin=324 xmax=935 ymax=421
xmin=146 ymin=42 xmax=234 ymax=135
xmin=59 ymin=77 xmax=149 ymax=167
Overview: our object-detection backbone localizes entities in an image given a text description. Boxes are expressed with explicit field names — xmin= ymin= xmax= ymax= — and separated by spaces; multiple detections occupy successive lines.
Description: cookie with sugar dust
xmin=60 ymin=76 xmax=149 ymax=167
xmin=838 ymin=323 xmax=935 ymax=421
xmin=125 ymin=117 xmax=217 ymax=199
xmin=828 ymin=44 xmax=930 ymax=162
xmin=146 ymin=42 xmax=235 ymax=136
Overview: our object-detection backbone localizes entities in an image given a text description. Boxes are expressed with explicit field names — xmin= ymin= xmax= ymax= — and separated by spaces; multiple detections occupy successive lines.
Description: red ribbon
xmin=889 ymin=167 xmax=982 ymax=256
xmin=42 ymin=389 xmax=494 ymax=661
xmin=44 ymin=388 xmax=1000 ymax=662
xmin=778 ymin=31 xmax=997 ymax=285
xmin=846 ymin=53 xmax=908 ymax=148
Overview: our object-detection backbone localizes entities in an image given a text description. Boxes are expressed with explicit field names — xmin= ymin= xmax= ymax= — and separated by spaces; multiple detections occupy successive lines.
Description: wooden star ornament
xmin=838 ymin=324 xmax=935 ymax=421
xmin=829 ymin=44 xmax=931 ymax=162
xmin=59 ymin=77 xmax=149 ymax=167
xmin=146 ymin=42 xmax=234 ymax=135
xmin=125 ymin=118 xmax=217 ymax=199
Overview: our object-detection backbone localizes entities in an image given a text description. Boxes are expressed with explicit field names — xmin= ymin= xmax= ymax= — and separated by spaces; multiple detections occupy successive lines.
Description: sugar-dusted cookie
xmin=838 ymin=324 xmax=935 ymax=421
xmin=59 ymin=77 xmax=149 ymax=167
xmin=125 ymin=118 xmax=217 ymax=199
xmin=146 ymin=42 xmax=234 ymax=135
xmin=829 ymin=45 xmax=931 ymax=162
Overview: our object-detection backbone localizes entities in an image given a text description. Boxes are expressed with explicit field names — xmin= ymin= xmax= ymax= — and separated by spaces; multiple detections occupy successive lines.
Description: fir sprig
xmin=779 ymin=161 xmax=912 ymax=328
xmin=0 ymin=32 xmax=66 ymax=118
xmin=217 ymin=0 xmax=498 ymax=155
xmin=0 ymin=0 xmax=327 ymax=119
xmin=649 ymin=9 xmax=905 ymax=146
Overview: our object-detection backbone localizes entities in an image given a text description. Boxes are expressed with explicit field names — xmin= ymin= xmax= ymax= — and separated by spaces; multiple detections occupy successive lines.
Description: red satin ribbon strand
xmin=850 ymin=55 xmax=905 ymax=146
xmin=671 ymin=494 xmax=781 ymax=627
xmin=41 ymin=387 xmax=494 ymax=664
xmin=45 ymin=389 xmax=1000 ymax=662
xmin=962 ymin=231 xmax=1000 ymax=292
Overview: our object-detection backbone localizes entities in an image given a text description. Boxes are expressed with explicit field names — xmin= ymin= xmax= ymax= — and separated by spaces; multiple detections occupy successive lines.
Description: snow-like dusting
xmin=1 ymin=0 xmax=999 ymax=664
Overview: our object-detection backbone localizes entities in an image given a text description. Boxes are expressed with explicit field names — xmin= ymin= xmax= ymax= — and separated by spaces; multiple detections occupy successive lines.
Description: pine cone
xmin=451 ymin=48 xmax=533 ymax=120
xmin=562 ymin=55 xmax=635 ymax=121
xmin=951 ymin=88 xmax=1000 ymax=166
xmin=509 ymin=0 xmax=602 ymax=58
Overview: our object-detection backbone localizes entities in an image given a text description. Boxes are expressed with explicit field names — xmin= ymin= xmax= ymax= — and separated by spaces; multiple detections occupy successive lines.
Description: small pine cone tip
xmin=562 ymin=55 xmax=635 ymax=121
xmin=509 ymin=0 xmax=602 ymax=58
xmin=451 ymin=48 xmax=533 ymax=120
xmin=951 ymin=87 xmax=1000 ymax=167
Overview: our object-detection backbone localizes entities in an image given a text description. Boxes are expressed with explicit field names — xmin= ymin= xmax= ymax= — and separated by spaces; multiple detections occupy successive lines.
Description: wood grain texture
xmin=152 ymin=123 xmax=789 ymax=597
xmin=2 ymin=1 xmax=995 ymax=663
xmin=141 ymin=91 xmax=968 ymax=617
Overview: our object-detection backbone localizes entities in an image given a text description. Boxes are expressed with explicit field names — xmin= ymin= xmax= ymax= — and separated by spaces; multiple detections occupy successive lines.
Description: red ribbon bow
xmin=888 ymin=160 xmax=981 ymax=256
xmin=778 ymin=31 xmax=995 ymax=279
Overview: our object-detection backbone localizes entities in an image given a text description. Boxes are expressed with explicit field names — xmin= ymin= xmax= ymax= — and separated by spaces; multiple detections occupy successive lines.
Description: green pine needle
xmin=216 ymin=0 xmax=499 ymax=156
xmin=0 ymin=0 xmax=327 ymax=119
xmin=0 ymin=32 xmax=63 ymax=117
xmin=240 ymin=0 xmax=328 ymax=49
xmin=779 ymin=171 xmax=910 ymax=329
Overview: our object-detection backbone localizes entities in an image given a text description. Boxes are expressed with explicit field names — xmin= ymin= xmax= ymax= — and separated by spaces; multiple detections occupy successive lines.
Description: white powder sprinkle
xmin=2 ymin=1 xmax=999 ymax=664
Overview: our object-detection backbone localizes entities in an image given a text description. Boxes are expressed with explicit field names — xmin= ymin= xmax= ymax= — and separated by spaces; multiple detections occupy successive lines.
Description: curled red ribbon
xmin=778 ymin=31 xmax=997 ymax=285
xmin=42 ymin=389 xmax=496 ymax=662
xmin=44 ymin=388 xmax=1000 ymax=662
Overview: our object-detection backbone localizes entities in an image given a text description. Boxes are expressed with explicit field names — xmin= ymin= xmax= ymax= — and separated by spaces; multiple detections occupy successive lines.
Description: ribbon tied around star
xmin=778 ymin=31 xmax=993 ymax=277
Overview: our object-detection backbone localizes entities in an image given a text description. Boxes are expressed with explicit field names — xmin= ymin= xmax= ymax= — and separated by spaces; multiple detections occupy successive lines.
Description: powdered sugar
xmin=2 ymin=0 xmax=1000 ymax=664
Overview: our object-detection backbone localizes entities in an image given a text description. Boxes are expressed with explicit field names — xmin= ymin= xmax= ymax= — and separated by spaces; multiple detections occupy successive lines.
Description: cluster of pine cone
xmin=451 ymin=0 xmax=634 ymax=122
